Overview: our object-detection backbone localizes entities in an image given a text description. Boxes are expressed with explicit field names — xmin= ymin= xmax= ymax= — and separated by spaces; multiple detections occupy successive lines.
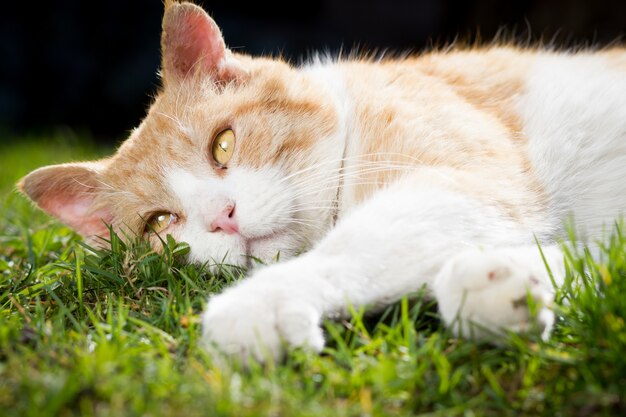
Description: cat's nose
xmin=209 ymin=203 xmax=239 ymax=234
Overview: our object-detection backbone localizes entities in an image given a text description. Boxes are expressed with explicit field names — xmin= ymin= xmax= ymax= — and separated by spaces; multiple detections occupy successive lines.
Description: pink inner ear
xmin=42 ymin=193 xmax=112 ymax=239
xmin=166 ymin=7 xmax=226 ymax=78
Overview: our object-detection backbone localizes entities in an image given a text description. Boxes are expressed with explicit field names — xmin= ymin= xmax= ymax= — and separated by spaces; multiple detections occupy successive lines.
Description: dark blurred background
xmin=1 ymin=0 xmax=625 ymax=144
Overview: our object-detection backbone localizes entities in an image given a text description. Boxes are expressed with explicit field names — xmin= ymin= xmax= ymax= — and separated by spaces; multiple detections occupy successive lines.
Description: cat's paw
xmin=201 ymin=263 xmax=325 ymax=364
xmin=434 ymin=248 xmax=556 ymax=341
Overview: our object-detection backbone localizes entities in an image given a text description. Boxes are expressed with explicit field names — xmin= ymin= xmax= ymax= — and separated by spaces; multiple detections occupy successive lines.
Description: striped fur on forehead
xmin=152 ymin=55 xmax=339 ymax=171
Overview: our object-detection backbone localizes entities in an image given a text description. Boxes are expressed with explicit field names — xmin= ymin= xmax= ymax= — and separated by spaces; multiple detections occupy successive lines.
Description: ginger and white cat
xmin=19 ymin=1 xmax=626 ymax=362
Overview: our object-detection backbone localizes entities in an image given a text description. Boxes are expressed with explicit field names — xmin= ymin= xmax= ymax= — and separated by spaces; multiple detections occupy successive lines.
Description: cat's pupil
xmin=219 ymin=141 xmax=228 ymax=152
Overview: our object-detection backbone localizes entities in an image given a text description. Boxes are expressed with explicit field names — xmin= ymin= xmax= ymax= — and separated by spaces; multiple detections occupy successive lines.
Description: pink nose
xmin=209 ymin=204 xmax=239 ymax=234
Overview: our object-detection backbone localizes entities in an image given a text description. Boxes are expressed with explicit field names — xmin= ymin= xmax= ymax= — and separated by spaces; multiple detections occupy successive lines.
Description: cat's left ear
xmin=18 ymin=161 xmax=114 ymax=241
xmin=160 ymin=2 xmax=248 ymax=85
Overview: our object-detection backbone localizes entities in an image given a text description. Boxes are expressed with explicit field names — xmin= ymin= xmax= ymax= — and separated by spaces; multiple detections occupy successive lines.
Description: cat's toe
xmin=434 ymin=248 xmax=555 ymax=340
xmin=274 ymin=301 xmax=325 ymax=352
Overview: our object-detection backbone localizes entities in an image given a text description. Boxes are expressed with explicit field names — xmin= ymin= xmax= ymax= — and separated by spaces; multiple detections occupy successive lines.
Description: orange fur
xmin=18 ymin=1 xmax=624 ymax=250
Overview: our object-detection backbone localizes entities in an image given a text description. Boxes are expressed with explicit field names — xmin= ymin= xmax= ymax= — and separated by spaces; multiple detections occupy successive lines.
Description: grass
xmin=1 ymin=134 xmax=626 ymax=416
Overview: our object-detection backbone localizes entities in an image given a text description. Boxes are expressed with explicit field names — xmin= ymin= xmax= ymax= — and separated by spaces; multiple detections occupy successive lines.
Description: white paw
xmin=201 ymin=262 xmax=325 ymax=364
xmin=434 ymin=248 xmax=556 ymax=340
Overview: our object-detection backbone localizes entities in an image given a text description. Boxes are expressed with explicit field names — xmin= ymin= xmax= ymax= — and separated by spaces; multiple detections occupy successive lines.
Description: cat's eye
xmin=211 ymin=128 xmax=236 ymax=167
xmin=145 ymin=212 xmax=177 ymax=234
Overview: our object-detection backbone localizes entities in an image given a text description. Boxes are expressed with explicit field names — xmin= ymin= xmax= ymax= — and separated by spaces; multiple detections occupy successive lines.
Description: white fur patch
xmin=301 ymin=61 xmax=356 ymax=214
xmin=519 ymin=52 xmax=626 ymax=241
xmin=165 ymin=166 xmax=309 ymax=268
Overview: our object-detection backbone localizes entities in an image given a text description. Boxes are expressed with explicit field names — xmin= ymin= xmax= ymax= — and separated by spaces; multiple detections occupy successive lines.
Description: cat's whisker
xmin=282 ymin=206 xmax=339 ymax=214
xmin=286 ymin=196 xmax=339 ymax=206
xmin=287 ymin=166 xmax=423 ymax=198
xmin=70 ymin=179 xmax=141 ymax=203
xmin=283 ymin=155 xmax=424 ymax=185
xmin=268 ymin=211 xmax=328 ymax=230
xmin=280 ymin=217 xmax=328 ymax=229
xmin=70 ymin=179 xmax=103 ymax=191
xmin=93 ymin=178 xmax=116 ymax=191
xmin=278 ymin=152 xmax=425 ymax=185
xmin=155 ymin=111 xmax=188 ymax=133
xmin=286 ymin=162 xmax=422 ymax=191
xmin=289 ymin=183 xmax=381 ymax=202
xmin=278 ymin=204 xmax=339 ymax=217
xmin=278 ymin=218 xmax=329 ymax=235
xmin=288 ymin=161 xmax=418 ymax=186
xmin=288 ymin=181 xmax=399 ymax=203
xmin=277 ymin=154 xmax=361 ymax=184
xmin=288 ymin=160 xmax=460 ymax=196
xmin=285 ymin=157 xmax=426 ymax=183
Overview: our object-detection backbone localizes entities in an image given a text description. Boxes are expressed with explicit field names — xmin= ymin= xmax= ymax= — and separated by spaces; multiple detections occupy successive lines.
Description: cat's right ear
xmin=17 ymin=162 xmax=114 ymax=240
xmin=160 ymin=1 xmax=248 ymax=86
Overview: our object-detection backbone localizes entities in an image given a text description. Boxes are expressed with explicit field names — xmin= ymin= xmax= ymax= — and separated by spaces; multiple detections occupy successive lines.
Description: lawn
xmin=1 ymin=134 xmax=625 ymax=417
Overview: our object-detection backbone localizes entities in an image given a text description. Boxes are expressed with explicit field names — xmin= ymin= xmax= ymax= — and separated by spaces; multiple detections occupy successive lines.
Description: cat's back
xmin=421 ymin=46 xmax=626 ymax=238
xmin=514 ymin=47 xmax=626 ymax=238
xmin=418 ymin=46 xmax=626 ymax=238
xmin=307 ymin=46 xmax=626 ymax=238
xmin=332 ymin=45 xmax=626 ymax=134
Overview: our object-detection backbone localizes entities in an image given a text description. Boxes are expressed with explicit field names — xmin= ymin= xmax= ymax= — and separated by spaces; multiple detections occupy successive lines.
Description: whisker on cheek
xmin=277 ymin=152 xmax=426 ymax=185
xmin=285 ymin=162 xmax=429 ymax=193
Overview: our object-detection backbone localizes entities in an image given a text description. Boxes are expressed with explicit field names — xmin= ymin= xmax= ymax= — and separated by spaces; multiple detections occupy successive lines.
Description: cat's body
xmin=19 ymin=2 xmax=626 ymax=361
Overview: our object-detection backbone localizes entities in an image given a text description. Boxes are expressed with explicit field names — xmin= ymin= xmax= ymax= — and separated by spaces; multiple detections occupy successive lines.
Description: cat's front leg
xmin=201 ymin=186 xmax=551 ymax=363
xmin=201 ymin=258 xmax=331 ymax=362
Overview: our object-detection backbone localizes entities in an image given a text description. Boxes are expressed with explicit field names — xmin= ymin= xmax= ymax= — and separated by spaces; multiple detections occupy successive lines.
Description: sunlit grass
xmin=1 ymin=135 xmax=625 ymax=416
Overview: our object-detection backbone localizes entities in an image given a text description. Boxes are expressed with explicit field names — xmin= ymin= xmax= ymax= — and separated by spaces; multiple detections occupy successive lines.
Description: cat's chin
xmin=179 ymin=230 xmax=299 ymax=272
xmin=245 ymin=231 xmax=296 ymax=267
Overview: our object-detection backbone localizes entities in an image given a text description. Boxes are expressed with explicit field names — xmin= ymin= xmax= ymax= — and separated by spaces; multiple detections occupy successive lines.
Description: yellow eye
xmin=145 ymin=212 xmax=177 ymax=234
xmin=211 ymin=128 xmax=236 ymax=167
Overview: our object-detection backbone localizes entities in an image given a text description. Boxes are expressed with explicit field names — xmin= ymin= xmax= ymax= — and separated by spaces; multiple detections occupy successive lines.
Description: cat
xmin=18 ymin=0 xmax=626 ymax=363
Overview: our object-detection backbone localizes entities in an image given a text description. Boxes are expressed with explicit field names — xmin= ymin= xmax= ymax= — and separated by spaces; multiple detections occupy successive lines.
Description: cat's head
xmin=18 ymin=1 xmax=344 ymax=268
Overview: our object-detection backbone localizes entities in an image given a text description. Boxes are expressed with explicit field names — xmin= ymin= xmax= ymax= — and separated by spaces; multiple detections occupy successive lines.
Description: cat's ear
xmin=18 ymin=162 xmax=113 ymax=239
xmin=161 ymin=1 xmax=248 ymax=85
